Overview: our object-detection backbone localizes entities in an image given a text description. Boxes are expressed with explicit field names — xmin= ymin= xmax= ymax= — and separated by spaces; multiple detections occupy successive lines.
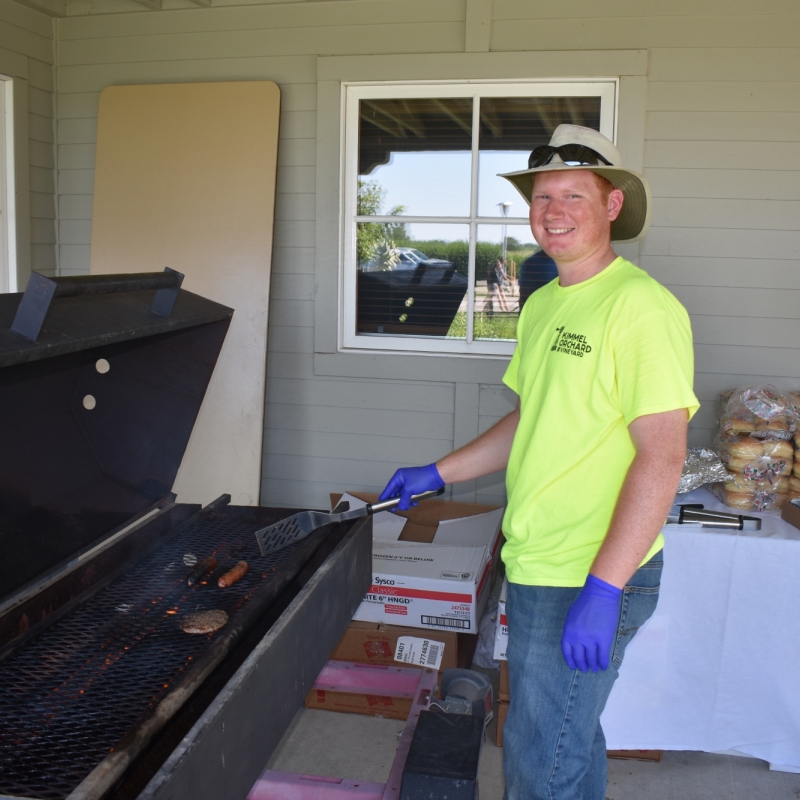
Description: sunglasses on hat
xmin=527 ymin=144 xmax=613 ymax=170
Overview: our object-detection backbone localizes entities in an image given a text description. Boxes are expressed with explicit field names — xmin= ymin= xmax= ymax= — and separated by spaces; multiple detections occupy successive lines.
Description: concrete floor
xmin=267 ymin=705 xmax=800 ymax=800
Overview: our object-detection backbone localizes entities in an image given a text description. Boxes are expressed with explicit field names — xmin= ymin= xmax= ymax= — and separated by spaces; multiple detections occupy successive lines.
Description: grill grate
xmin=0 ymin=508 xmax=310 ymax=799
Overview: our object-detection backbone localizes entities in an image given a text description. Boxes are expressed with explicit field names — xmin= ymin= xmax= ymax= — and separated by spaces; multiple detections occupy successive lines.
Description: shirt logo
xmin=551 ymin=326 xmax=593 ymax=358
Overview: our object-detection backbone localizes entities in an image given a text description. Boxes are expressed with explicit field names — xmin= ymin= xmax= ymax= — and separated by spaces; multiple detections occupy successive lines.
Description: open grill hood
xmin=0 ymin=271 xmax=232 ymax=604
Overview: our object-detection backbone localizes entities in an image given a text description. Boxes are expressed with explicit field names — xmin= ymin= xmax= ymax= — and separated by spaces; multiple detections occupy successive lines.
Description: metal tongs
xmin=666 ymin=503 xmax=761 ymax=531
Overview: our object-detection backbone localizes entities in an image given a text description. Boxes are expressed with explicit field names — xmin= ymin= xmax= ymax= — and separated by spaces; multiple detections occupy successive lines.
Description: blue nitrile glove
xmin=378 ymin=463 xmax=445 ymax=511
xmin=561 ymin=574 xmax=623 ymax=673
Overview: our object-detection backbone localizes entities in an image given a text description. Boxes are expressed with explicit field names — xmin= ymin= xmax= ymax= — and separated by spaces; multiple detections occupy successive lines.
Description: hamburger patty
xmin=181 ymin=609 xmax=229 ymax=634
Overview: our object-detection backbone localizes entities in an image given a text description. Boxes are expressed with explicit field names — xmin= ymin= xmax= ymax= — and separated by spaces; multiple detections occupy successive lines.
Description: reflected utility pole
xmin=498 ymin=201 xmax=512 ymax=261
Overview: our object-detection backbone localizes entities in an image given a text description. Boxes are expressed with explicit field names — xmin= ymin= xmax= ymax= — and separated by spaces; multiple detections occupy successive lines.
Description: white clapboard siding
xmin=270 ymin=246 xmax=315 ymax=275
xmin=57 ymin=56 xmax=317 ymax=95
xmin=57 ymin=25 xmax=464 ymax=66
xmin=649 ymin=47 xmax=800 ymax=82
xmin=642 ymin=256 xmax=800 ymax=290
xmin=475 ymin=384 xmax=515 ymax=505
xmin=646 ymin=141 xmax=800 ymax=172
xmin=56 ymin=0 xmax=464 ymax=40
xmin=494 ymin=0 xmax=797 ymax=19
xmin=652 ymin=199 xmax=799 ymax=232
xmin=648 ymin=82 xmax=800 ymax=113
xmin=46 ymin=0 xmax=800 ymax=510
xmin=276 ymin=165 xmax=315 ymax=196
xmin=492 ymin=17 xmax=799 ymax=52
xmin=646 ymin=169 xmax=800 ymax=201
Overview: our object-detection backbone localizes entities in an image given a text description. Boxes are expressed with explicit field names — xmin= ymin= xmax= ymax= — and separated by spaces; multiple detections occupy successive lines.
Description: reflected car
xmin=362 ymin=247 xmax=452 ymax=272
xmin=396 ymin=248 xmax=451 ymax=268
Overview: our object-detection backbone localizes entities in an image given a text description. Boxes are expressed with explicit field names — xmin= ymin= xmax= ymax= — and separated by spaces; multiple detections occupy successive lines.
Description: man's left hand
xmin=561 ymin=575 xmax=622 ymax=672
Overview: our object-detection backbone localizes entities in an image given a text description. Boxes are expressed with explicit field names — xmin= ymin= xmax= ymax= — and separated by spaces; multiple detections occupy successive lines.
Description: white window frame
xmin=0 ymin=74 xmax=16 ymax=293
xmin=340 ymin=79 xmax=617 ymax=357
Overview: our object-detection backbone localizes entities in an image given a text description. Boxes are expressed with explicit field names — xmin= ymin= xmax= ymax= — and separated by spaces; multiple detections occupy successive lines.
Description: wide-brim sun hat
xmin=499 ymin=124 xmax=652 ymax=243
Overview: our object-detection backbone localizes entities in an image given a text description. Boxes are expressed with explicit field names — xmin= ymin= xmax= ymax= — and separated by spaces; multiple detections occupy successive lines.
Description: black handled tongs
xmin=666 ymin=503 xmax=761 ymax=531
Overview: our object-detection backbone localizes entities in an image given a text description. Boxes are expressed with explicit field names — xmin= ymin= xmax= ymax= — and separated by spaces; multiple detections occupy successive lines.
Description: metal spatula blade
xmin=255 ymin=487 xmax=445 ymax=557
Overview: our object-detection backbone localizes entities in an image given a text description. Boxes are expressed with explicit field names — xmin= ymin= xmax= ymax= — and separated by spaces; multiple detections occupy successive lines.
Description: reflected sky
xmin=365 ymin=150 xmax=535 ymax=242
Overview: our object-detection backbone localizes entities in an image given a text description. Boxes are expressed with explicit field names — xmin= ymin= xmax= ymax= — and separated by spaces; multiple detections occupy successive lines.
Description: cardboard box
xmin=496 ymin=700 xmax=509 ymax=747
xmin=499 ymin=659 xmax=510 ymax=702
xmin=781 ymin=497 xmax=800 ymax=530
xmin=336 ymin=493 xmax=504 ymax=634
xmin=305 ymin=686 xmax=412 ymax=720
xmin=329 ymin=620 xmax=477 ymax=675
xmin=493 ymin=577 xmax=508 ymax=661
xmin=304 ymin=662 xmax=423 ymax=721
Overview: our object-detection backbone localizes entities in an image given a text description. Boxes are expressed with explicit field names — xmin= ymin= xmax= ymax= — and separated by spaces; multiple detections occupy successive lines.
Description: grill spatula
xmin=255 ymin=487 xmax=446 ymax=557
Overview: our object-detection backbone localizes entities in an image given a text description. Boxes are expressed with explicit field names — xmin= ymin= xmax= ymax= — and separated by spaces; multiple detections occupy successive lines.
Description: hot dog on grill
xmin=218 ymin=560 xmax=249 ymax=588
xmin=187 ymin=556 xmax=217 ymax=586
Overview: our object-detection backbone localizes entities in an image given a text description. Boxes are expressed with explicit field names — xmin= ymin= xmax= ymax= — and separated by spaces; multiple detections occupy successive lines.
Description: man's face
xmin=529 ymin=170 xmax=623 ymax=265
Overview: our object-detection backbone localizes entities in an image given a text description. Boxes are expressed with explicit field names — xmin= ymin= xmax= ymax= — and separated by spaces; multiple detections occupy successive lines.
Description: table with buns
xmin=598 ymin=385 xmax=800 ymax=772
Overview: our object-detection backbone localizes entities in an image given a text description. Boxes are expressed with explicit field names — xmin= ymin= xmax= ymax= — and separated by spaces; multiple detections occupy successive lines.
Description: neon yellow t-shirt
xmin=502 ymin=256 xmax=699 ymax=587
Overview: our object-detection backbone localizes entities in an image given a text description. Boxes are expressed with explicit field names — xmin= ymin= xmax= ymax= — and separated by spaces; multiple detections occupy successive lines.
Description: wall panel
xmin=45 ymin=0 xmax=800 ymax=511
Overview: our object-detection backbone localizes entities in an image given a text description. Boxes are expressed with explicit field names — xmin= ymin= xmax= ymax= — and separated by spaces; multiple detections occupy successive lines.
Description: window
xmin=341 ymin=81 xmax=617 ymax=356
xmin=0 ymin=74 xmax=15 ymax=293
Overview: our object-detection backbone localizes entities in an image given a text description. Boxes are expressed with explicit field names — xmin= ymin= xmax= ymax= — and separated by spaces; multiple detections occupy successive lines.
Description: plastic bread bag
xmin=677 ymin=448 xmax=729 ymax=493
xmin=710 ymin=482 xmax=788 ymax=512
xmin=714 ymin=432 xmax=793 ymax=482
xmin=723 ymin=470 xmax=789 ymax=494
xmin=716 ymin=389 xmax=734 ymax=422
xmin=718 ymin=385 xmax=800 ymax=438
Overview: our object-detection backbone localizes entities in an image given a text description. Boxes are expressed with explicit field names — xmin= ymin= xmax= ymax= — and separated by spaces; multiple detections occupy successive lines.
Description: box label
xmin=421 ymin=614 xmax=470 ymax=630
xmin=440 ymin=570 xmax=474 ymax=581
xmin=394 ymin=636 xmax=445 ymax=669
xmin=362 ymin=639 xmax=393 ymax=660
xmin=493 ymin=600 xmax=508 ymax=660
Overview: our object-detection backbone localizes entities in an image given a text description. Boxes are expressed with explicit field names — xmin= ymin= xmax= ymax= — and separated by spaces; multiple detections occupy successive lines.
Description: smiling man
xmin=379 ymin=126 xmax=698 ymax=800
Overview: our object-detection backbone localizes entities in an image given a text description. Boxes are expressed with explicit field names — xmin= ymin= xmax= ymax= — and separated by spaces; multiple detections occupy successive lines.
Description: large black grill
xmin=0 ymin=506 xmax=320 ymax=799
xmin=0 ymin=272 xmax=372 ymax=800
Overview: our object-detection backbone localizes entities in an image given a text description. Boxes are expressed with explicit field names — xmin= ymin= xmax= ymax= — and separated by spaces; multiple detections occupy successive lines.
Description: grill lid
xmin=0 ymin=270 xmax=233 ymax=602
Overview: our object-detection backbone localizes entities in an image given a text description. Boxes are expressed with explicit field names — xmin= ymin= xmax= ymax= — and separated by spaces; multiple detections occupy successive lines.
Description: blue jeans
xmin=503 ymin=552 xmax=662 ymax=800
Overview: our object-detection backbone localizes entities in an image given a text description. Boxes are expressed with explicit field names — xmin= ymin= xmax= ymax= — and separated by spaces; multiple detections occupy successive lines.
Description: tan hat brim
xmin=499 ymin=164 xmax=652 ymax=244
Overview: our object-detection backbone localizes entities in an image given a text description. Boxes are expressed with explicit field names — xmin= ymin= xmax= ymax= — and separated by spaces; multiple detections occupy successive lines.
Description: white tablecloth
xmin=601 ymin=488 xmax=800 ymax=772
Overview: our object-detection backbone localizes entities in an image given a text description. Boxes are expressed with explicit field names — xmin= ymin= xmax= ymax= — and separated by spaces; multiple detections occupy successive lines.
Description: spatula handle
xmin=368 ymin=486 xmax=445 ymax=514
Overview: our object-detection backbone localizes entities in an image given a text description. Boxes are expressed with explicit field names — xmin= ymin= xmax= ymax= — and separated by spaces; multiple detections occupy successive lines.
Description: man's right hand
xmin=379 ymin=464 xmax=445 ymax=511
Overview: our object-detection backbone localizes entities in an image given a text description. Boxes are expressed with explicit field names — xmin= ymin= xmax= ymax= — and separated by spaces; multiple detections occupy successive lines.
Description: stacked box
xmin=496 ymin=660 xmax=510 ymax=746
xmin=493 ymin=577 xmax=508 ymax=661
xmin=335 ymin=492 xmax=504 ymax=634
xmin=307 ymin=493 xmax=503 ymax=721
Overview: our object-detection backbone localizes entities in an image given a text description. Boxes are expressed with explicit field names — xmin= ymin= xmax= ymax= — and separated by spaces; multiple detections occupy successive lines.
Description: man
xmin=379 ymin=125 xmax=699 ymax=800
xmin=517 ymin=248 xmax=558 ymax=310
xmin=487 ymin=257 xmax=511 ymax=313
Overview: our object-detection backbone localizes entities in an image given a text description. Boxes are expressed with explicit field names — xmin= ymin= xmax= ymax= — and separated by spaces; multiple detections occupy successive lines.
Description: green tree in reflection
xmin=357 ymin=180 xmax=408 ymax=269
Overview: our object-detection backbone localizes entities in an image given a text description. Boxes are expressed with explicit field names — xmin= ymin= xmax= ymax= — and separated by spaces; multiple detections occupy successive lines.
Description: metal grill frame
xmin=0 ymin=497 xmax=371 ymax=800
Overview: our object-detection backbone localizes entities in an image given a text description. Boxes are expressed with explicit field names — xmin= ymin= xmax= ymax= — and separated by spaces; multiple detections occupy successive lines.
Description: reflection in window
xmin=359 ymin=98 xmax=472 ymax=218
xmin=345 ymin=83 xmax=614 ymax=353
xmin=478 ymin=97 xmax=602 ymax=218
xmin=467 ymin=225 xmax=542 ymax=342
xmin=357 ymin=224 xmax=469 ymax=338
